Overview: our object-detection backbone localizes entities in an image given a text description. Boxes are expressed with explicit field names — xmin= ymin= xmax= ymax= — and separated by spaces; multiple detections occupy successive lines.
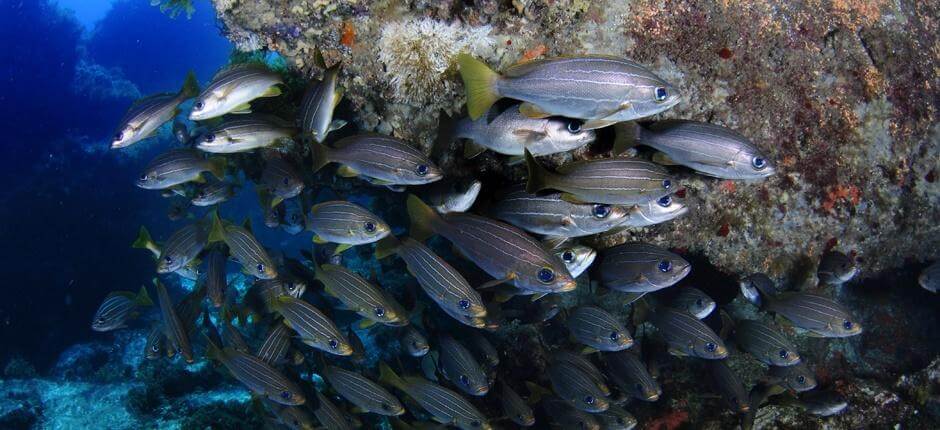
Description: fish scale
xmin=548 ymin=359 xmax=609 ymax=412
xmin=649 ymin=308 xmax=726 ymax=359
xmin=314 ymin=135 xmax=442 ymax=185
xmin=765 ymin=292 xmax=861 ymax=337
xmin=317 ymin=264 xmax=406 ymax=326
xmin=256 ymin=323 xmax=290 ymax=365
xmin=313 ymin=391 xmax=354 ymax=430
xmin=401 ymin=377 xmax=487 ymax=430
xmin=274 ymin=296 xmax=350 ymax=355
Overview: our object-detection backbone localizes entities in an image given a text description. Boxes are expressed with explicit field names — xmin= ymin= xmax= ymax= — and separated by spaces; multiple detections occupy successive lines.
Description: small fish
xmin=206 ymin=247 xmax=228 ymax=307
xmin=649 ymin=308 xmax=727 ymax=359
xmin=817 ymin=250 xmax=858 ymax=286
xmin=458 ymin=55 xmax=679 ymax=129
xmin=172 ymin=118 xmax=191 ymax=145
xmin=111 ymin=71 xmax=199 ymax=149
xmin=739 ymin=273 xmax=780 ymax=306
xmin=144 ymin=324 xmax=164 ymax=360
xmin=316 ymin=264 xmax=408 ymax=327
xmin=311 ymin=134 xmax=443 ymax=186
xmin=490 ymin=187 xmax=629 ymax=238
xmin=323 ymin=365 xmax=405 ymax=416
xmin=919 ymin=261 xmax=940 ymax=293
xmin=541 ymin=397 xmax=600 ymax=430
xmin=156 ymin=222 xmax=209 ymax=274
xmin=91 ymin=286 xmax=152 ymax=332
xmin=500 ymin=382 xmax=535 ymax=426
xmin=419 ymin=177 xmax=482 ymax=214
xmin=190 ymin=63 xmax=283 ymax=120
xmin=264 ymin=200 xmax=283 ymax=228
xmin=244 ymin=277 xmax=307 ymax=315
xmin=764 ymin=292 xmax=862 ymax=338
xmin=401 ymin=327 xmax=430 ymax=357
xmin=467 ymin=332 xmax=499 ymax=369
xmin=210 ymin=215 xmax=278 ymax=279
xmin=734 ymin=320 xmax=801 ymax=366
xmin=707 ymin=360 xmax=751 ymax=413
xmin=192 ymin=181 xmax=237 ymax=206
xmin=282 ymin=198 xmax=306 ymax=236
xmin=256 ymin=322 xmax=291 ymax=365
xmin=260 ymin=155 xmax=304 ymax=207
xmin=768 ymin=362 xmax=817 ymax=392
xmin=551 ymin=351 xmax=611 ymax=397
xmin=603 ymin=350 xmax=661 ymax=402
xmin=407 ymin=195 xmax=576 ymax=294
xmin=671 ymin=287 xmax=716 ymax=319
xmin=299 ymin=64 xmax=346 ymax=143
xmin=379 ymin=363 xmax=491 ymax=430
xmin=621 ymin=193 xmax=689 ymax=228
xmin=787 ymin=390 xmax=848 ymax=416
xmin=393 ymin=237 xmax=487 ymax=323
xmin=312 ymin=391 xmax=354 ymax=430
xmin=598 ymin=243 xmax=691 ymax=294
xmin=196 ymin=115 xmax=297 ymax=153
xmin=137 ymin=148 xmax=226 ymax=190
xmin=309 ymin=201 xmax=390 ymax=246
xmin=272 ymin=296 xmax=352 ymax=355
xmin=206 ymin=338 xmax=305 ymax=405
xmin=567 ymin=306 xmax=633 ymax=352
xmin=595 ymin=404 xmax=637 ymax=430
xmin=154 ymin=280 xmax=194 ymax=363
xmin=615 ymin=121 xmax=775 ymax=180
xmin=438 ymin=335 xmax=490 ymax=396
xmin=548 ymin=357 xmax=610 ymax=412
xmin=455 ymin=105 xmax=596 ymax=157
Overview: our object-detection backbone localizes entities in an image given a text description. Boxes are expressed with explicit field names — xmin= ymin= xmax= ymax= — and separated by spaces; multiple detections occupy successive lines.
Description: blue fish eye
xmin=537 ymin=268 xmax=555 ymax=283
xmin=562 ymin=251 xmax=575 ymax=263
xmin=458 ymin=299 xmax=470 ymax=310
xmin=842 ymin=320 xmax=853 ymax=330
xmin=415 ymin=164 xmax=429 ymax=176
xmin=609 ymin=331 xmax=620 ymax=341
xmin=567 ymin=120 xmax=582 ymax=134
xmin=194 ymin=101 xmax=204 ymax=110
xmin=705 ymin=342 xmax=717 ymax=352
xmin=583 ymin=395 xmax=595 ymax=405
xmin=164 ymin=256 xmax=173 ymax=264
xmin=592 ymin=204 xmax=612 ymax=218
xmin=256 ymin=263 xmax=265 ymax=273
xmin=778 ymin=349 xmax=789 ymax=359
xmin=752 ymin=157 xmax=767 ymax=170
xmin=459 ymin=374 xmax=470 ymax=386
xmin=655 ymin=87 xmax=668 ymax=101
xmin=658 ymin=260 xmax=672 ymax=272
xmin=662 ymin=179 xmax=672 ymax=190
xmin=204 ymin=133 xmax=215 ymax=143
xmin=328 ymin=339 xmax=338 ymax=349
xmin=657 ymin=195 xmax=672 ymax=207
xmin=364 ymin=222 xmax=376 ymax=232
xmin=280 ymin=391 xmax=291 ymax=399
xmin=374 ymin=307 xmax=385 ymax=317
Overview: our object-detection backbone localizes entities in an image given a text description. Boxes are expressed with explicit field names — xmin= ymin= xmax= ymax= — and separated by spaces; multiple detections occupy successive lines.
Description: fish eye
xmin=842 ymin=320 xmax=853 ymax=330
xmin=459 ymin=374 xmax=470 ymax=386
xmin=655 ymin=87 xmax=668 ymax=102
xmin=415 ymin=164 xmax=429 ymax=176
xmin=567 ymin=120 xmax=582 ymax=134
xmin=164 ymin=256 xmax=174 ymax=265
xmin=705 ymin=342 xmax=717 ymax=352
xmin=592 ymin=204 xmax=612 ymax=218
xmin=562 ymin=251 xmax=575 ymax=263
xmin=328 ymin=339 xmax=338 ymax=349
xmin=458 ymin=299 xmax=471 ymax=310
xmin=281 ymin=177 xmax=289 ymax=186
xmin=95 ymin=317 xmax=105 ymax=324
xmin=695 ymin=298 xmax=703 ymax=307
xmin=285 ymin=283 xmax=296 ymax=291
xmin=658 ymin=260 xmax=672 ymax=272
xmin=113 ymin=132 xmax=124 ymax=141
xmin=662 ymin=179 xmax=672 ymax=190
xmin=657 ymin=195 xmax=672 ymax=207
xmin=194 ymin=101 xmax=204 ymax=110
xmin=583 ymin=395 xmax=595 ymax=405
xmin=204 ymin=133 xmax=216 ymax=143
xmin=635 ymin=383 xmax=644 ymax=393
xmin=364 ymin=222 xmax=376 ymax=232
xmin=256 ymin=263 xmax=265 ymax=274
xmin=151 ymin=344 xmax=160 ymax=352
xmin=797 ymin=375 xmax=806 ymax=384
xmin=470 ymin=420 xmax=481 ymax=428
xmin=139 ymin=173 xmax=149 ymax=181
xmin=752 ymin=157 xmax=767 ymax=170
xmin=374 ymin=307 xmax=385 ymax=317
xmin=280 ymin=391 xmax=291 ymax=399
xmin=537 ymin=268 xmax=555 ymax=284
xmin=778 ymin=349 xmax=789 ymax=359
xmin=609 ymin=331 xmax=620 ymax=341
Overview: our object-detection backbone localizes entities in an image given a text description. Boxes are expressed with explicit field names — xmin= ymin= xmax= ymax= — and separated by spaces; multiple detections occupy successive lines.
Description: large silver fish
xmin=455 ymin=106 xmax=595 ymax=157
xmin=210 ymin=217 xmax=278 ymax=279
xmin=418 ymin=177 xmax=482 ymax=214
xmin=547 ymin=358 xmax=610 ymax=412
xmin=490 ymin=187 xmax=629 ymax=238
xmin=670 ymin=287 xmax=715 ymax=319
xmin=137 ymin=148 xmax=226 ymax=190
xmin=195 ymin=115 xmax=297 ymax=153
xmin=553 ymin=242 xmax=596 ymax=279
xmin=598 ymin=242 xmax=690 ymax=293
xmin=256 ymin=322 xmax=291 ymax=366
xmin=190 ymin=64 xmax=283 ymax=120
xmin=393 ymin=237 xmax=487 ymax=323
xmin=156 ymin=222 xmax=209 ymax=274
xmin=272 ymin=296 xmax=352 ymax=355
xmin=308 ymin=201 xmax=390 ymax=246
xmin=260 ymin=155 xmax=304 ymax=207
xmin=299 ymin=65 xmax=346 ymax=143
xmin=311 ymin=134 xmax=443 ymax=185
xmin=111 ymin=71 xmax=199 ymax=149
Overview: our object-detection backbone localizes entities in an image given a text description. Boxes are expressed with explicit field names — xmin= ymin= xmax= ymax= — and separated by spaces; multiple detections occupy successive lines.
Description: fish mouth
xmin=474 ymin=386 xmax=490 ymax=395
xmin=645 ymin=392 xmax=661 ymax=402
xmin=556 ymin=279 xmax=578 ymax=292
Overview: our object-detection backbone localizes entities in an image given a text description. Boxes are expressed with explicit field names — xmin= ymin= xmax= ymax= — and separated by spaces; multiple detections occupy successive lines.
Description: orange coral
xmin=719 ymin=180 xmax=737 ymax=193
xmin=340 ymin=21 xmax=355 ymax=47
xmin=521 ymin=44 xmax=547 ymax=62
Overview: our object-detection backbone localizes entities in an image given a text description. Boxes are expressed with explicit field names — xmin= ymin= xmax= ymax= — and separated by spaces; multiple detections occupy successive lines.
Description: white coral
xmin=377 ymin=18 xmax=495 ymax=105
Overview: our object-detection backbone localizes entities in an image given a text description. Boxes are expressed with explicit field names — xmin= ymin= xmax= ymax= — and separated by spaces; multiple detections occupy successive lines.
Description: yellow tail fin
xmin=135 ymin=285 xmax=154 ymax=307
xmin=405 ymin=195 xmax=440 ymax=243
xmin=457 ymin=54 xmax=500 ymax=120
xmin=378 ymin=361 xmax=407 ymax=392
xmin=524 ymin=149 xmax=551 ymax=194
xmin=178 ymin=70 xmax=200 ymax=100
xmin=310 ymin=141 xmax=331 ymax=173
xmin=207 ymin=156 xmax=226 ymax=180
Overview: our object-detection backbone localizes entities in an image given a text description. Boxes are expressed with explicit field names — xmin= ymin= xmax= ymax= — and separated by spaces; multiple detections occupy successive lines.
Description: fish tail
xmin=310 ymin=141 xmax=331 ymax=173
xmin=203 ymin=333 xmax=223 ymax=362
xmin=208 ymin=210 xmax=226 ymax=243
xmin=207 ymin=156 xmax=226 ymax=180
xmin=457 ymin=54 xmax=500 ymax=120
xmin=374 ymin=235 xmax=401 ymax=260
xmin=135 ymin=285 xmax=154 ymax=307
xmin=178 ymin=70 xmax=200 ymax=100
xmin=524 ymin=149 xmax=551 ymax=194
xmin=405 ymin=195 xmax=442 ymax=243
xmin=378 ymin=361 xmax=407 ymax=392
xmin=612 ymin=121 xmax=642 ymax=155
xmin=131 ymin=226 xmax=155 ymax=250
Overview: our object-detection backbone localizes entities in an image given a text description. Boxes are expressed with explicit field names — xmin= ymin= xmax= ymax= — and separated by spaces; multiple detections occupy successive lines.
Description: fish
xmin=407 ymin=195 xmax=576 ymax=294
xmin=767 ymin=362 xmax=817 ymax=392
xmin=206 ymin=246 xmax=228 ymax=307
xmin=172 ymin=118 xmax=191 ymax=145
xmin=221 ymin=314 xmax=252 ymax=353
xmin=154 ymin=280 xmax=194 ymax=363
xmin=133 ymin=226 xmax=206 ymax=281
xmin=111 ymin=71 xmax=199 ymax=149
xmin=155 ymin=222 xmax=209 ymax=274
xmin=454 ymin=105 xmax=596 ymax=157
xmin=312 ymin=391 xmax=354 ymax=430
xmin=764 ymin=292 xmax=863 ymax=338
xmin=621 ymin=193 xmax=689 ymax=228
xmin=603 ymin=350 xmax=661 ymax=402
xmin=266 ymin=401 xmax=315 ymax=430
xmin=192 ymin=181 xmax=237 ymax=206
xmin=733 ymin=320 xmax=801 ymax=366
xmin=457 ymin=54 xmax=680 ymax=129
xmin=598 ymin=243 xmax=691 ymax=294
xmin=525 ymin=150 xmax=676 ymax=205
xmin=315 ymin=264 xmax=408 ymax=327
xmin=489 ymin=187 xmax=629 ymax=238
xmin=209 ymin=215 xmax=278 ymax=279
xmin=401 ymin=326 xmax=430 ymax=357
xmin=550 ymin=351 xmax=611 ymax=397
xmin=322 ymin=365 xmax=405 ymax=416
xmin=541 ymin=397 xmax=600 ymax=430
xmin=391 ymin=237 xmax=487 ymax=323
xmin=670 ymin=287 xmax=716 ymax=319
xmin=614 ymin=121 xmax=775 ymax=180
xmin=817 ymin=250 xmax=858 ymax=286
xmin=567 ymin=306 xmax=633 ymax=352
xmin=260 ymin=155 xmax=304 ymax=207
xmin=739 ymin=273 xmax=780 ymax=306
xmin=190 ymin=63 xmax=284 ymax=120
xmin=499 ymin=382 xmax=535 ymax=427
xmin=166 ymin=199 xmax=191 ymax=221
xmin=299 ymin=63 xmax=346 ymax=143
xmin=91 ymin=286 xmax=152 ymax=332
xmin=308 ymin=201 xmax=390 ymax=247
xmin=595 ymin=404 xmax=637 ymax=430
xmin=547 ymin=357 xmax=610 ymax=412
xmin=437 ymin=335 xmax=490 ymax=396
xmin=244 ymin=277 xmax=307 ymax=316
xmin=466 ymin=332 xmax=499 ymax=369
xmin=144 ymin=324 xmax=165 ymax=360
xmin=786 ymin=390 xmax=848 ymax=416
xmin=707 ymin=360 xmax=751 ymax=413
xmin=195 ymin=115 xmax=297 ymax=153
xmin=649 ymin=308 xmax=727 ymax=359
xmin=272 ymin=296 xmax=352 ymax=355
xmin=256 ymin=322 xmax=291 ymax=365
xmin=205 ymin=337 xmax=305 ymax=405
xmin=311 ymin=134 xmax=443 ymax=186
xmin=137 ymin=148 xmax=226 ymax=190
xmin=276 ymin=197 xmax=304 ymax=235
xmin=418 ymin=176 xmax=483 ymax=214
xmin=379 ymin=363 xmax=491 ymax=430
xmin=919 ymin=261 xmax=939 ymax=293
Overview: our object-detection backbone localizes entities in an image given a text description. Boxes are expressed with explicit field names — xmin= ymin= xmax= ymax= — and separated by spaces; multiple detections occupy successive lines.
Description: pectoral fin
xmin=580 ymin=119 xmax=620 ymax=130
xmin=477 ymin=274 xmax=516 ymax=290
xmin=229 ymin=103 xmax=252 ymax=114
xmin=518 ymin=102 xmax=551 ymax=119
xmin=512 ymin=129 xmax=548 ymax=142
xmin=333 ymin=243 xmax=353 ymax=255
xmin=337 ymin=165 xmax=360 ymax=178
xmin=463 ymin=142 xmax=487 ymax=159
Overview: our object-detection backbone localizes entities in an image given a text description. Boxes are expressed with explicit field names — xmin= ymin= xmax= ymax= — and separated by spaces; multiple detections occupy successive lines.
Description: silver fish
xmin=190 ymin=63 xmax=283 ymax=120
xmin=739 ymin=273 xmax=780 ymax=306
xmin=768 ymin=362 xmax=817 ymax=392
xmin=455 ymin=105 xmax=595 ymax=157
xmin=670 ymin=287 xmax=715 ymax=319
xmin=273 ymin=296 xmax=352 ymax=355
xmin=595 ymin=405 xmax=637 ymax=430
xmin=196 ymin=115 xmax=297 ymax=153
xmin=260 ymin=155 xmax=304 ymax=207
xmin=311 ymin=134 xmax=443 ymax=186
xmin=155 ymin=280 xmax=194 ymax=363
xmin=206 ymin=340 xmax=305 ymax=405
xmin=603 ymin=350 xmax=661 ymax=402
xmin=172 ymin=118 xmax=191 ymax=145
xmin=111 ymin=71 xmax=199 ymax=149
xmin=256 ymin=322 xmax=291 ymax=365
xmin=438 ymin=335 xmax=490 ymax=396
xmin=621 ymin=193 xmax=689 ymax=228
xmin=313 ymin=391 xmax=354 ymax=430
xmin=91 ymin=286 xmax=152 ymax=332
xmin=467 ymin=332 xmax=499 ymax=369
xmin=144 ymin=324 xmax=164 ymax=360
xmin=401 ymin=326 xmax=430 ymax=357
xmin=551 ymin=351 xmax=611 ymax=397
xmin=598 ymin=243 xmax=691 ymax=293
xmin=394 ymin=237 xmax=487 ymax=322
xmin=547 ymin=357 xmax=610 ymax=412
xmin=419 ymin=177 xmax=483 ymax=214
xmin=707 ymin=360 xmax=751 ymax=413
xmin=490 ymin=187 xmax=629 ymax=238
xmin=137 ymin=148 xmax=226 ymax=190
xmin=764 ymin=292 xmax=862 ymax=338
xmin=817 ymin=250 xmax=858 ymax=286
xmin=309 ymin=201 xmax=390 ymax=245
xmin=156 ymin=222 xmax=209 ymax=274
xmin=315 ymin=264 xmax=408 ymax=327
xmin=379 ymin=364 xmax=491 ymax=430
xmin=214 ymin=220 xmax=278 ymax=279
xmin=919 ymin=261 xmax=940 ymax=293
xmin=192 ymin=181 xmax=236 ymax=206
xmin=323 ymin=365 xmax=405 ymax=416
xmin=567 ymin=306 xmax=633 ymax=352
xmin=649 ymin=308 xmax=727 ymax=359
xmin=299 ymin=65 xmax=345 ymax=143
xmin=734 ymin=320 xmax=801 ymax=366
xmin=500 ymin=382 xmax=535 ymax=426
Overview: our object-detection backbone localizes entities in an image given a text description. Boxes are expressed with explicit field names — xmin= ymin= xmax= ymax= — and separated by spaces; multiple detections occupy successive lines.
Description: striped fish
xmin=541 ymin=397 xmax=600 ymax=430
xmin=154 ymin=280 xmax=194 ymax=363
xmin=438 ymin=335 xmax=490 ymax=396
xmin=215 ymin=220 xmax=278 ymax=279
xmin=316 ymin=264 xmax=408 ymax=327
xmin=137 ymin=148 xmax=226 ymax=190
xmin=156 ymin=222 xmax=209 ymax=274
xmin=323 ymin=365 xmax=405 ymax=416
xmin=91 ymin=286 xmax=152 ymax=332
xmin=196 ymin=115 xmax=297 ymax=153
xmin=649 ymin=308 xmax=727 ymax=359
xmin=144 ymin=324 xmax=164 ymax=360
xmin=281 ymin=197 xmax=306 ymax=235
xmin=407 ymin=195 xmax=575 ymax=294
xmin=598 ymin=243 xmax=690 ymax=293
xmin=112 ymin=71 xmax=199 ymax=149
xmin=490 ymin=187 xmax=629 ymax=238
xmin=622 ymin=193 xmax=689 ymax=228
xmin=547 ymin=358 xmax=610 ymax=412
xmin=309 ymin=201 xmax=390 ymax=246
xmin=400 ymin=327 xmax=430 ymax=357
xmin=525 ymin=151 xmax=676 ymax=205
xmin=734 ymin=320 xmax=801 ymax=366
xmin=500 ymin=382 xmax=535 ymax=427
xmin=455 ymin=105 xmax=596 ymax=157
xmin=206 ymin=340 xmax=305 ymax=405
xmin=379 ymin=363 xmax=491 ymax=430
xmin=311 ymin=134 xmax=443 ymax=185
xmin=567 ymin=306 xmax=633 ymax=352
xmin=260 ymin=155 xmax=304 ymax=207
xmin=707 ymin=360 xmax=750 ymax=413
xmin=206 ymin=246 xmax=227 ymax=307
xmin=467 ymin=332 xmax=499 ymax=369
xmin=256 ymin=322 xmax=291 ymax=365
xmin=395 ymin=237 xmax=487 ymax=322
xmin=550 ymin=351 xmax=610 ymax=396
xmin=790 ymin=390 xmax=849 ymax=417
xmin=671 ymin=287 xmax=716 ymax=319
xmin=221 ymin=316 xmax=251 ymax=353
xmin=192 ymin=181 xmax=236 ymax=206
xmin=595 ymin=404 xmax=638 ymax=430
xmin=312 ymin=391 xmax=354 ymax=430
xmin=299 ymin=65 xmax=345 ymax=143
xmin=273 ymin=296 xmax=352 ymax=356
xmin=765 ymin=292 xmax=862 ymax=338
xmin=603 ymin=350 xmax=661 ymax=402
xmin=418 ymin=176 xmax=482 ymax=214
xmin=768 ymin=362 xmax=817 ymax=392
xmin=190 ymin=63 xmax=283 ymax=120
xmin=265 ymin=401 xmax=315 ymax=430
xmin=738 ymin=273 xmax=780 ymax=307
xmin=244 ymin=277 xmax=306 ymax=315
